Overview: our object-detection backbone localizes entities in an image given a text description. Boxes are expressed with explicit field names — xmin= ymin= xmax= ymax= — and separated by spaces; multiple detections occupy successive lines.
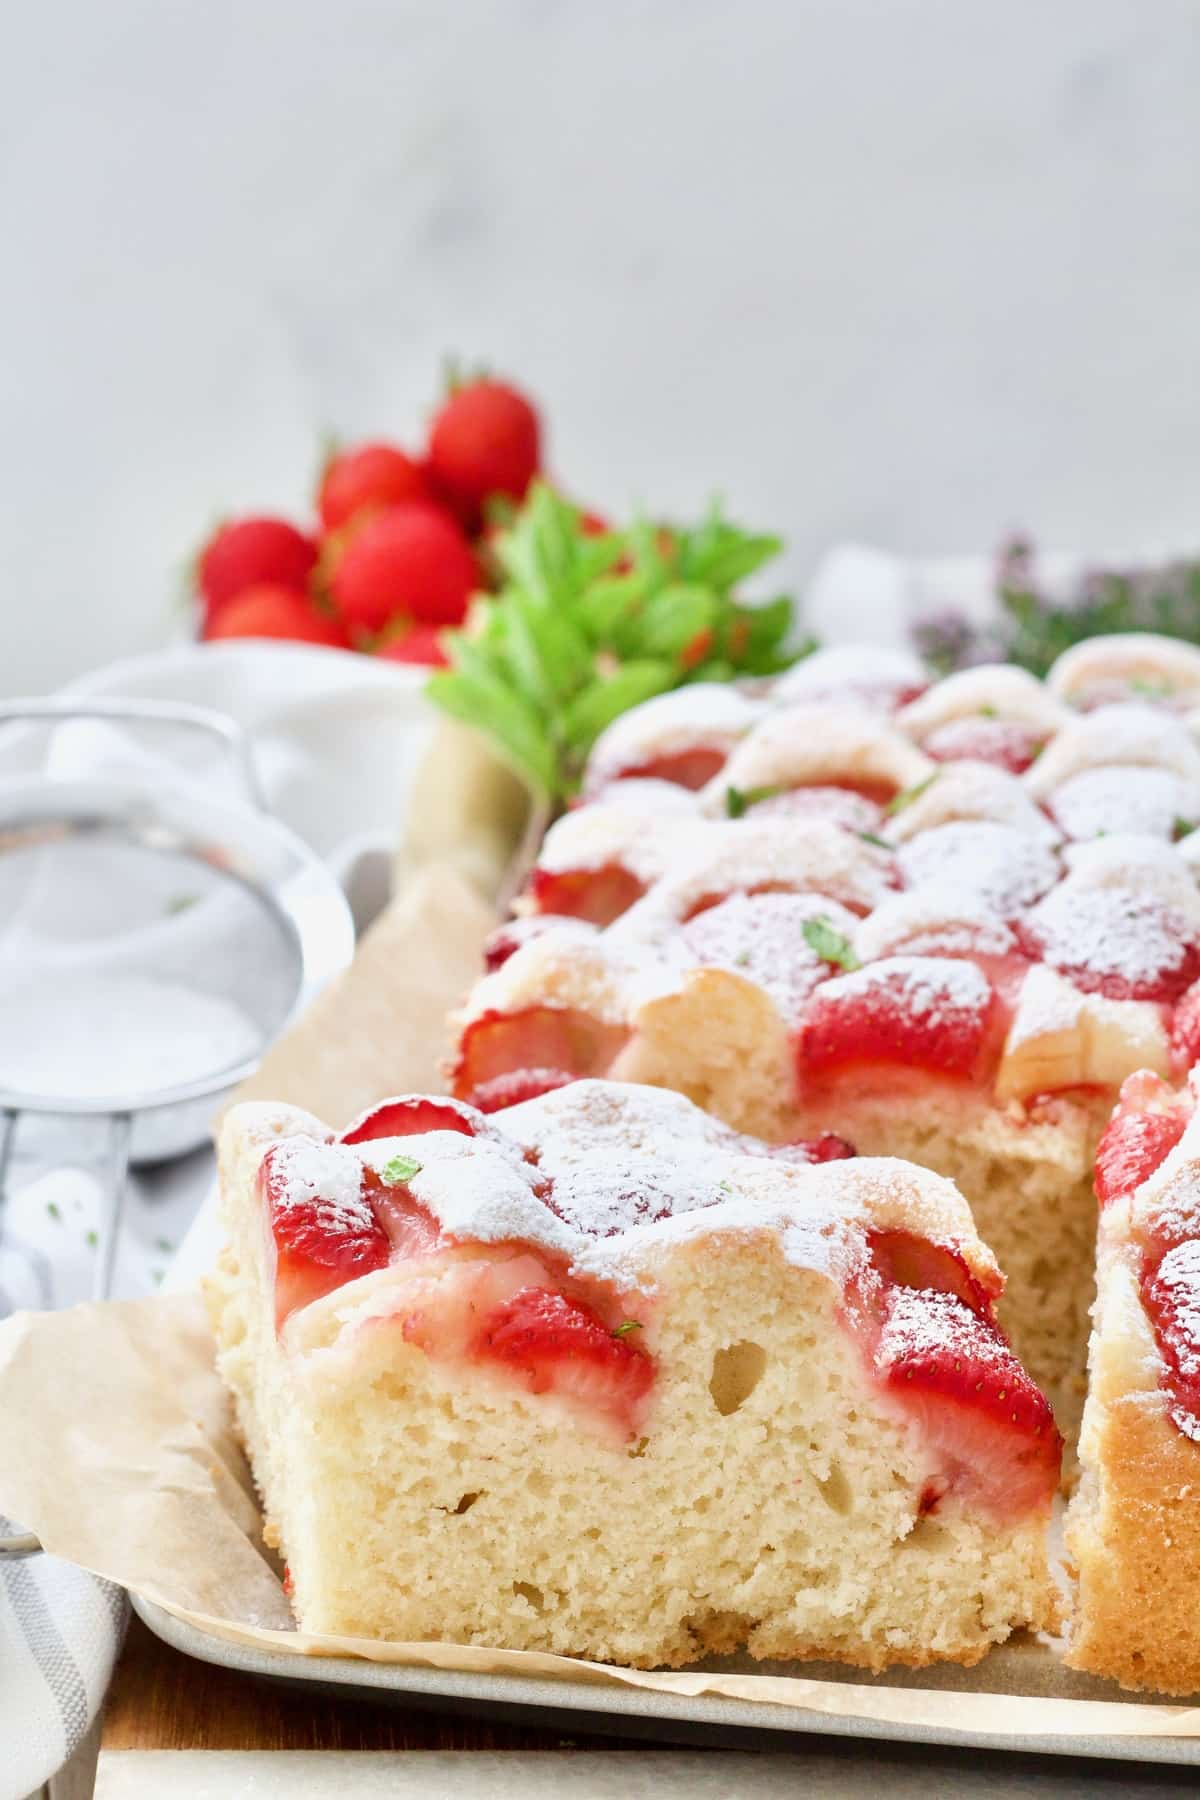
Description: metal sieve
xmin=0 ymin=696 xmax=356 ymax=1556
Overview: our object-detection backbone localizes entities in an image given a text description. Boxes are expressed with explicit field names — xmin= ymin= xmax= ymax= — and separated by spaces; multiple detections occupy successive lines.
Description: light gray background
xmin=3 ymin=0 xmax=1198 ymax=695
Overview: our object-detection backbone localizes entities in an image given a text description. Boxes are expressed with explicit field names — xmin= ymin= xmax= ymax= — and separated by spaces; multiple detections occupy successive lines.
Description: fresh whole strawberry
xmin=331 ymin=503 xmax=478 ymax=633
xmin=318 ymin=442 xmax=430 ymax=532
xmin=377 ymin=623 xmax=450 ymax=667
xmin=428 ymin=378 xmax=541 ymax=518
xmin=204 ymin=584 xmax=350 ymax=648
xmin=197 ymin=517 xmax=317 ymax=619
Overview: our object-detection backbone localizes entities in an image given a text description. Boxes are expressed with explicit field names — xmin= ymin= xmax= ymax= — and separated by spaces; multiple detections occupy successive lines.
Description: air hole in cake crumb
xmin=512 ymin=1581 xmax=546 ymax=1613
xmin=816 ymin=1463 xmax=853 ymax=1515
xmin=904 ymin=1515 xmax=951 ymax=1553
xmin=709 ymin=1341 xmax=767 ymax=1415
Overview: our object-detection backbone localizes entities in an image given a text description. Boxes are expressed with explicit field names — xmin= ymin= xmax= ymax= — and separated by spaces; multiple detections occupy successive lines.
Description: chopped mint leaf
xmin=45 ymin=1200 xmax=61 ymax=1222
xmin=382 ymin=1153 xmax=423 ymax=1185
xmin=1175 ymin=816 xmax=1197 ymax=842
xmin=979 ymin=705 xmax=997 ymax=718
xmin=734 ymin=949 xmax=752 ymax=967
xmin=154 ymin=1236 xmax=174 ymax=1254
xmin=802 ymin=915 xmax=860 ymax=972
xmin=612 ymin=1320 xmax=643 ymax=1338
xmin=857 ymin=829 xmax=892 ymax=850
xmin=84 ymin=1229 xmax=98 ymax=1249
xmin=1131 ymin=677 xmax=1170 ymax=699
xmin=725 ymin=783 xmax=782 ymax=818
xmin=166 ymin=893 xmax=199 ymax=916
xmin=885 ymin=772 xmax=940 ymax=816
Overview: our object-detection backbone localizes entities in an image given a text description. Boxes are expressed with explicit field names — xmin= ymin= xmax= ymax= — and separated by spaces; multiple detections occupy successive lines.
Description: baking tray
xmin=137 ymin=1179 xmax=1200 ymax=1767
xmin=131 ymin=1596 xmax=1200 ymax=1766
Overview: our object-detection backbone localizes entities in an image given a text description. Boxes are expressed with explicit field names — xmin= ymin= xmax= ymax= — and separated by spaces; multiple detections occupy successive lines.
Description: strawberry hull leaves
xmin=428 ymin=483 xmax=811 ymax=800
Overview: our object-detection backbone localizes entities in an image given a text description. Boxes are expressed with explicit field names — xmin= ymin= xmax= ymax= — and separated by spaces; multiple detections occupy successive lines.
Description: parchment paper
xmin=3 ymin=862 xmax=1200 ymax=1742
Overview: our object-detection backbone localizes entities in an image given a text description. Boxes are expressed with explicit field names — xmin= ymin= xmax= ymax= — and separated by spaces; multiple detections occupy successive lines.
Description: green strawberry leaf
xmin=427 ymin=481 xmax=810 ymax=799
xmin=561 ymin=659 xmax=676 ymax=752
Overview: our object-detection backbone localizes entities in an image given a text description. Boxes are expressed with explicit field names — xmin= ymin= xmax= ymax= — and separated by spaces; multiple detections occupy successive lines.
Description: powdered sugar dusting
xmin=898 ymin=821 xmax=1059 ymax=916
xmin=874 ymin=1286 xmax=1030 ymax=1391
xmin=682 ymin=891 xmax=853 ymax=1022
xmin=1021 ymin=884 xmax=1200 ymax=999
xmin=816 ymin=955 xmax=992 ymax=1028
xmin=773 ymin=645 xmax=926 ymax=713
xmin=1151 ymin=1241 xmax=1200 ymax=1439
xmin=586 ymin=684 xmax=760 ymax=787
xmin=1047 ymin=765 xmax=1200 ymax=843
xmin=856 ymin=891 xmax=1015 ymax=963
xmin=264 ymin=1139 xmax=376 ymax=1235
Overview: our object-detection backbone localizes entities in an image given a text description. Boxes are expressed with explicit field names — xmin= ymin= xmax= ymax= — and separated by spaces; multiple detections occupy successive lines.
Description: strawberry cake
xmin=1066 ymin=1068 xmax=1200 ymax=1692
xmin=450 ymin=635 xmax=1200 ymax=1441
xmin=207 ymin=1080 xmax=1060 ymax=1669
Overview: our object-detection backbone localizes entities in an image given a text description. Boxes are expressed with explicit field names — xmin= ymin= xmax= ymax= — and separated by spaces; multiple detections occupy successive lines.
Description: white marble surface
xmin=3 ymin=0 xmax=1200 ymax=697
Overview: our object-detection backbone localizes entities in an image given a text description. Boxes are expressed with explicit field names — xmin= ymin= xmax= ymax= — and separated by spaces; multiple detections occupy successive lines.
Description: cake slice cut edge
xmin=1066 ymin=1070 xmax=1200 ymax=1694
xmin=207 ymin=1080 xmax=1061 ymax=1672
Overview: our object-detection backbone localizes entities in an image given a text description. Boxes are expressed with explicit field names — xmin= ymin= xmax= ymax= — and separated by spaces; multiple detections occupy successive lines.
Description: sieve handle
xmin=0 ymin=696 xmax=268 ymax=813
xmin=0 ymin=1112 xmax=41 ymax=1556
xmin=0 ymin=1532 xmax=41 ymax=1558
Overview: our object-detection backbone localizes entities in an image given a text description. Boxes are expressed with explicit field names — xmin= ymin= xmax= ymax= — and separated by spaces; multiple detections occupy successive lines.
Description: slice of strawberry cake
xmin=450 ymin=635 xmax=1200 ymax=1442
xmin=1066 ymin=1068 xmax=1200 ymax=1692
xmin=207 ymin=1080 xmax=1060 ymax=1668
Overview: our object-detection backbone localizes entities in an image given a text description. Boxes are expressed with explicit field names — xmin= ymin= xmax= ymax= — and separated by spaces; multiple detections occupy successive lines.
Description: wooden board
xmin=100 ymin=1616 xmax=644 ymax=1752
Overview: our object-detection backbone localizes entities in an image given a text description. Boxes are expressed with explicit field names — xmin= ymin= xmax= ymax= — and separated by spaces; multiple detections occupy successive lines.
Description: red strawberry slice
xmin=452 ymin=1007 xmax=629 ymax=1106
xmin=770 ymin=1132 xmax=856 ymax=1164
xmin=868 ymin=1227 xmax=1000 ymax=1313
xmin=739 ymin=786 xmax=885 ymax=835
xmin=875 ymin=1288 xmax=1061 ymax=1516
xmin=1094 ymin=1072 xmax=1191 ymax=1208
xmin=482 ymin=913 xmax=592 ymax=973
xmin=797 ymin=957 xmax=997 ymax=1082
xmin=466 ymin=1069 xmax=577 ymax=1113
xmin=607 ymin=746 xmax=728 ymax=791
xmin=363 ymin=1164 xmax=444 ymax=1262
xmin=261 ymin=1141 xmax=390 ymax=1329
xmin=528 ymin=862 xmax=646 ymax=927
xmin=1142 ymin=1242 xmax=1200 ymax=1439
xmin=1017 ymin=887 xmax=1200 ymax=1004
xmin=923 ymin=717 xmax=1045 ymax=775
xmin=1095 ymin=1107 xmax=1188 ymax=1209
xmin=1172 ymin=978 xmax=1200 ymax=1074
xmin=339 ymin=1096 xmax=484 ymax=1146
xmin=475 ymin=1285 xmax=653 ymax=1434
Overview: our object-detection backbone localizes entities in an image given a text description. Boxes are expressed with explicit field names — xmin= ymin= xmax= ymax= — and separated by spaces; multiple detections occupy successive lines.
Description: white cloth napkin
xmin=0 ymin=641 xmax=431 ymax=1793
